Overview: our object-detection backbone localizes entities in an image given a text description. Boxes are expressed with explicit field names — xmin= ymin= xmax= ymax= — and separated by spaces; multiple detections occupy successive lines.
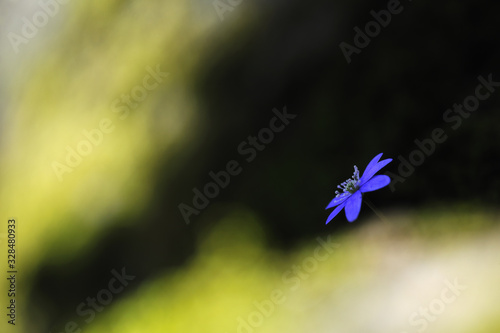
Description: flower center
xmin=344 ymin=179 xmax=358 ymax=193
xmin=335 ymin=165 xmax=360 ymax=197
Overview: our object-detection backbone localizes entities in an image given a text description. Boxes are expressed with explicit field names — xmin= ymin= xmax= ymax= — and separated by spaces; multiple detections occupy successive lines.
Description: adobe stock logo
xmin=339 ymin=0 xmax=404 ymax=64
xmin=7 ymin=0 xmax=71 ymax=54
xmin=400 ymin=278 xmax=467 ymax=333
xmin=226 ymin=235 xmax=340 ymax=333
xmin=213 ymin=0 xmax=243 ymax=21
xmin=51 ymin=65 xmax=168 ymax=182
xmin=178 ymin=106 xmax=297 ymax=224
xmin=385 ymin=74 xmax=500 ymax=191
xmin=50 ymin=267 xmax=135 ymax=333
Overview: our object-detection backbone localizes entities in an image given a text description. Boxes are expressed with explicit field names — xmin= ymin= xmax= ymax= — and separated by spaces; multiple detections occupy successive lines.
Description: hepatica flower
xmin=325 ymin=153 xmax=392 ymax=224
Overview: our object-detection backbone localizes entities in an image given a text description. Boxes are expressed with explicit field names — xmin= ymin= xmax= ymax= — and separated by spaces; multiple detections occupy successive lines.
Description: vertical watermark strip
xmin=6 ymin=218 xmax=17 ymax=326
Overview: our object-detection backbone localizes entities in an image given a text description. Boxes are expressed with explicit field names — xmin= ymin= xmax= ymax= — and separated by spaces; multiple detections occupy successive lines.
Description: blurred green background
xmin=1 ymin=0 xmax=500 ymax=332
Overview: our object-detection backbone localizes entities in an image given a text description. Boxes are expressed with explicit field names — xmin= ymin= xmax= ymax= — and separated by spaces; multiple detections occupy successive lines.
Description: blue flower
xmin=325 ymin=153 xmax=392 ymax=224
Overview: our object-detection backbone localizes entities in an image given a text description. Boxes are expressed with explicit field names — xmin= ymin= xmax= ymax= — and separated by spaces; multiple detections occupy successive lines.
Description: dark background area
xmin=25 ymin=0 xmax=500 ymax=331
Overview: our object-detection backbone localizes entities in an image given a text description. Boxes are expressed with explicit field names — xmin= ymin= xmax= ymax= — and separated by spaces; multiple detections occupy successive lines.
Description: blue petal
xmin=360 ymin=175 xmax=391 ymax=193
xmin=345 ymin=191 xmax=362 ymax=222
xmin=325 ymin=202 xmax=346 ymax=224
xmin=358 ymin=153 xmax=383 ymax=184
xmin=325 ymin=193 xmax=351 ymax=209
xmin=359 ymin=154 xmax=392 ymax=185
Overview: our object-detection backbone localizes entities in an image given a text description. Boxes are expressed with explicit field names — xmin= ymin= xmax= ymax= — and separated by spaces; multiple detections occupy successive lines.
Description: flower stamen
xmin=335 ymin=165 xmax=360 ymax=196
